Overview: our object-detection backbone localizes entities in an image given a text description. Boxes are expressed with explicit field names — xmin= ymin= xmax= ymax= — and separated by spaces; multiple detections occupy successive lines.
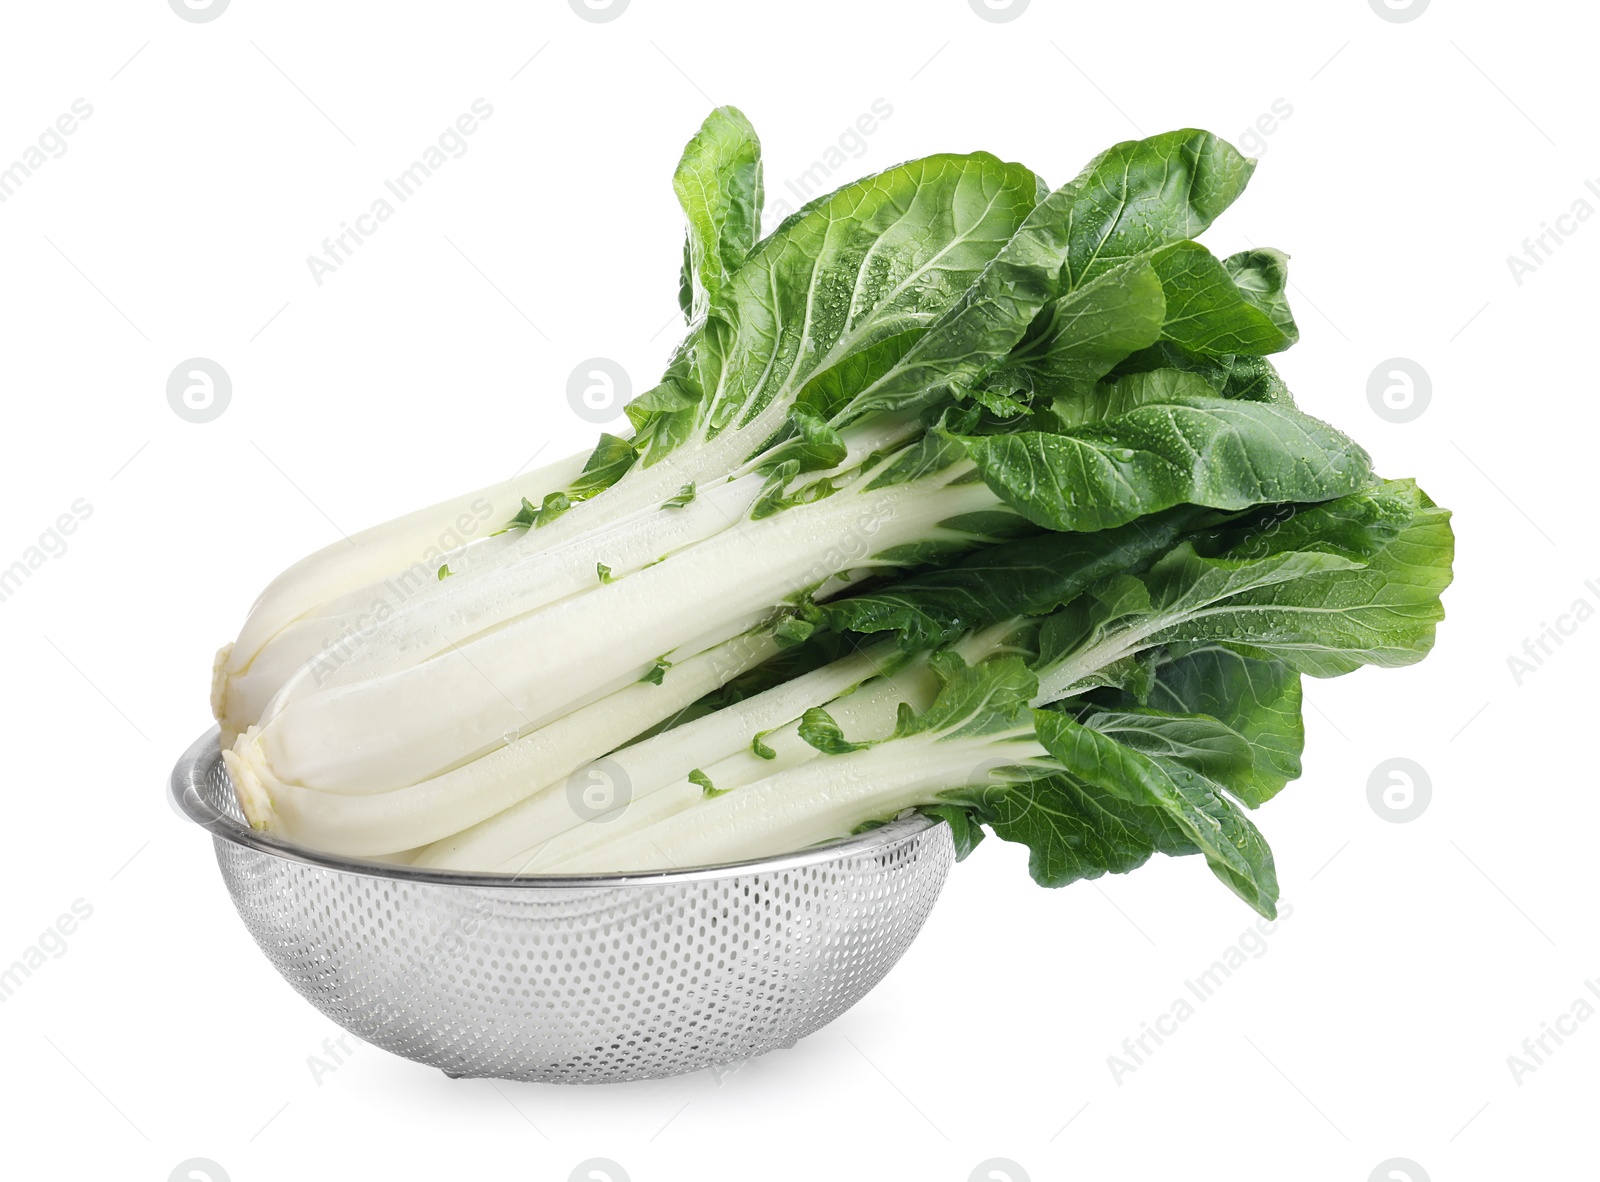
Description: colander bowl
xmin=170 ymin=728 xmax=954 ymax=1084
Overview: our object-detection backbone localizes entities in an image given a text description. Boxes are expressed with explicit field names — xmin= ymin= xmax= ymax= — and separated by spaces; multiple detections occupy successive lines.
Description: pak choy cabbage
xmin=213 ymin=108 xmax=1453 ymax=917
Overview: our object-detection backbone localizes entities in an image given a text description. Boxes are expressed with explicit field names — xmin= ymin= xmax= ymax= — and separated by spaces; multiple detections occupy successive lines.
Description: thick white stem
xmin=253 ymin=470 xmax=1004 ymax=792
xmin=403 ymin=411 xmax=915 ymax=688
xmin=555 ymin=733 xmax=1049 ymax=873
xmin=277 ymin=472 xmax=769 ymax=705
xmin=255 ymin=600 xmax=775 ymax=796
xmin=503 ymin=785 xmax=691 ymax=875
xmin=488 ymin=657 xmax=941 ymax=874
xmin=220 ymin=414 xmax=922 ymax=741
xmin=473 ymin=618 xmax=1021 ymax=868
xmin=217 ymin=450 xmax=588 ymax=693
xmin=503 ymin=394 xmax=798 ymax=559
xmin=415 ymin=644 xmax=912 ymax=869
xmin=223 ymin=629 xmax=780 ymax=856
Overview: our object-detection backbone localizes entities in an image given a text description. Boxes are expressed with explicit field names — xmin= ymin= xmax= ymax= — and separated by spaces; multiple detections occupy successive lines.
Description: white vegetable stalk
xmin=486 ymin=401 xmax=783 ymax=556
xmin=219 ymin=474 xmax=761 ymax=735
xmin=496 ymin=621 xmax=1034 ymax=873
xmin=474 ymin=399 xmax=920 ymax=574
xmin=213 ymin=447 xmax=590 ymax=739
xmin=280 ymin=471 xmax=770 ymax=705
xmin=257 ymin=597 xmax=778 ymax=800
xmin=413 ymin=643 xmax=910 ymax=869
xmin=489 ymin=655 xmax=942 ymax=875
xmin=476 ymin=621 xmax=1023 ymax=874
xmin=222 ymin=627 xmax=781 ymax=856
xmin=547 ymin=729 xmax=1049 ymax=873
xmin=240 ymin=462 xmax=1009 ymax=794
xmin=287 ymin=409 xmax=914 ymax=707
xmin=216 ymin=414 xmax=920 ymax=740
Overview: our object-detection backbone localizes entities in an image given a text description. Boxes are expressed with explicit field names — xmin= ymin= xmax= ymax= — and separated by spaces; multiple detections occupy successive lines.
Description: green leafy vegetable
xmin=212 ymin=109 xmax=1454 ymax=925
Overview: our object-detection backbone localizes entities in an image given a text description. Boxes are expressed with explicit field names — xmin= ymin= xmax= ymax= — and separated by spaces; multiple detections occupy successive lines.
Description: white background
xmin=0 ymin=1 xmax=1592 ymax=1179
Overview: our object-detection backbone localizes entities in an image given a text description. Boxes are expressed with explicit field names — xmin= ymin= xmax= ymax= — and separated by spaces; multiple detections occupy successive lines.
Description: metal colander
xmin=170 ymin=728 xmax=954 ymax=1084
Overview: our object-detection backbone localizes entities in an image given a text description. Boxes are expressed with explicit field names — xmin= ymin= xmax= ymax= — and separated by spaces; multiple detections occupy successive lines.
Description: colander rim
xmin=170 ymin=726 xmax=945 ymax=888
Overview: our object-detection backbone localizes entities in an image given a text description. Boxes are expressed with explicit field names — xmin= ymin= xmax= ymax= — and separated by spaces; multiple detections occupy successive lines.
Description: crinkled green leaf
xmin=1106 ymin=342 xmax=1295 ymax=406
xmin=895 ymin=651 xmax=1038 ymax=740
xmin=662 ymin=482 xmax=696 ymax=509
xmin=1043 ymin=368 xmax=1217 ymax=430
xmin=1032 ymin=480 xmax=1455 ymax=700
xmin=1145 ymin=647 xmax=1304 ymax=807
xmin=1152 ymin=242 xmax=1298 ymax=357
xmin=817 ymin=506 xmax=1200 ymax=650
xmin=772 ymin=617 xmax=816 ymax=648
xmin=1225 ymin=249 xmax=1297 ymax=345
xmin=797 ymin=706 xmax=870 ymax=754
xmin=758 ymin=407 xmax=849 ymax=476
xmin=688 ymin=768 xmax=727 ymax=798
xmin=624 ymin=345 xmax=704 ymax=465
xmin=981 ymin=259 xmax=1167 ymax=401
xmin=863 ymin=426 xmax=970 ymax=490
xmin=963 ymin=397 xmax=1370 ymax=534
xmin=1150 ymin=488 xmax=1454 ymax=677
xmin=1082 ymin=708 xmax=1256 ymax=797
xmin=674 ymin=106 xmax=764 ymax=323
xmin=845 ymin=129 xmax=1255 ymax=422
xmin=1219 ymin=354 xmax=1294 ymax=404
xmin=708 ymin=153 xmax=1042 ymax=435
xmin=1033 ymin=711 xmax=1279 ymax=916
xmin=1060 ymin=130 xmax=1256 ymax=290
xmin=972 ymin=770 xmax=1185 ymax=887
xmin=921 ymin=803 xmax=988 ymax=861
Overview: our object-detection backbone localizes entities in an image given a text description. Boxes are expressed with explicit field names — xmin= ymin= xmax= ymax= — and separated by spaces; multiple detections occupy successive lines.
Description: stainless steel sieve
xmin=170 ymin=728 xmax=954 ymax=1084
